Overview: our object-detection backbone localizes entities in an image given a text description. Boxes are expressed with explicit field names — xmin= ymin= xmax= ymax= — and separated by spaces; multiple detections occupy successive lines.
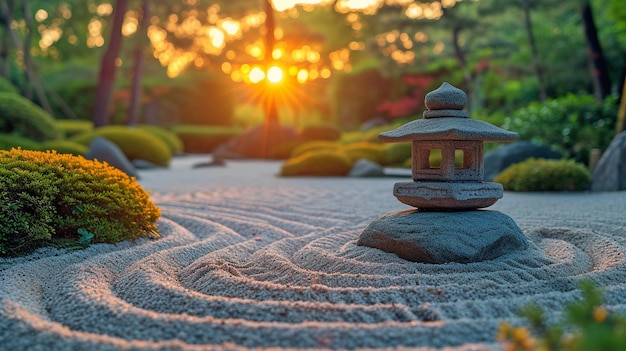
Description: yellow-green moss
xmin=55 ymin=119 xmax=94 ymax=138
xmin=298 ymin=125 xmax=342 ymax=142
xmin=340 ymin=142 xmax=385 ymax=164
xmin=71 ymin=126 xmax=172 ymax=166
xmin=290 ymin=140 xmax=341 ymax=158
xmin=0 ymin=92 xmax=61 ymax=141
xmin=138 ymin=124 xmax=184 ymax=154
xmin=494 ymin=158 xmax=591 ymax=191
xmin=280 ymin=151 xmax=352 ymax=177
xmin=382 ymin=142 xmax=412 ymax=166
xmin=38 ymin=140 xmax=88 ymax=156
xmin=0 ymin=149 xmax=160 ymax=257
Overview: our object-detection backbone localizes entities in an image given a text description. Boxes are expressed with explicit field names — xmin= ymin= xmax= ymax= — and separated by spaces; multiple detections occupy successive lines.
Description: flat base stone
xmin=394 ymin=181 xmax=503 ymax=209
xmin=357 ymin=210 xmax=528 ymax=263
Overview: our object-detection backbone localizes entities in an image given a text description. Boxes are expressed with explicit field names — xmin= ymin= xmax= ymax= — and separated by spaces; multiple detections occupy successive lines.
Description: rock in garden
xmin=348 ymin=159 xmax=385 ymax=177
xmin=591 ymin=131 xmax=626 ymax=191
xmin=484 ymin=141 xmax=562 ymax=181
xmin=85 ymin=136 xmax=138 ymax=178
xmin=358 ymin=210 xmax=529 ymax=263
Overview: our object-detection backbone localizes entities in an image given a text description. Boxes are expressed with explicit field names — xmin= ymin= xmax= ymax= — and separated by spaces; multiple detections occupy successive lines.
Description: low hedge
xmin=0 ymin=92 xmax=61 ymax=141
xmin=0 ymin=77 xmax=19 ymax=94
xmin=494 ymin=158 xmax=591 ymax=191
xmin=298 ymin=125 xmax=342 ymax=142
xmin=70 ymin=126 xmax=172 ymax=166
xmin=171 ymin=125 xmax=242 ymax=153
xmin=280 ymin=151 xmax=352 ymax=177
xmin=0 ymin=149 xmax=160 ymax=257
xmin=55 ymin=119 xmax=94 ymax=138
xmin=138 ymin=124 xmax=184 ymax=155
xmin=0 ymin=134 xmax=40 ymax=151
xmin=38 ymin=140 xmax=88 ymax=156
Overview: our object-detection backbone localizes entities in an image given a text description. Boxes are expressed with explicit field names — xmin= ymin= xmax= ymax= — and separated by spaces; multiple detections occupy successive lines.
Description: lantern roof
xmin=378 ymin=82 xmax=519 ymax=142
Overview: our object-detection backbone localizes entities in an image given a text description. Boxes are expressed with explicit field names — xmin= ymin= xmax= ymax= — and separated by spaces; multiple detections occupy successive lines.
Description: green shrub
xmin=138 ymin=124 xmax=184 ymax=154
xmin=171 ymin=125 xmax=241 ymax=153
xmin=70 ymin=126 xmax=172 ymax=166
xmin=382 ymin=142 xmax=412 ymax=166
xmin=503 ymin=94 xmax=618 ymax=164
xmin=340 ymin=142 xmax=385 ymax=164
xmin=0 ymin=149 xmax=160 ymax=257
xmin=0 ymin=93 xmax=61 ymax=141
xmin=38 ymin=140 xmax=88 ymax=156
xmin=280 ymin=151 xmax=352 ymax=176
xmin=298 ymin=125 xmax=342 ymax=142
xmin=291 ymin=140 xmax=340 ymax=158
xmin=55 ymin=119 xmax=94 ymax=138
xmin=498 ymin=281 xmax=626 ymax=351
xmin=0 ymin=134 xmax=39 ymax=151
xmin=494 ymin=158 xmax=591 ymax=191
xmin=0 ymin=77 xmax=19 ymax=94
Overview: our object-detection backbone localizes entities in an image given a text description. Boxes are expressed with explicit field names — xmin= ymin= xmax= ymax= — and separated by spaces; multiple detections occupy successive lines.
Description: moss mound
xmin=0 ymin=92 xmax=61 ymax=141
xmin=0 ymin=134 xmax=39 ymax=151
xmin=340 ymin=142 xmax=385 ymax=164
xmin=280 ymin=151 xmax=352 ymax=177
xmin=39 ymin=140 xmax=88 ymax=156
xmin=382 ymin=142 xmax=412 ymax=166
xmin=0 ymin=77 xmax=19 ymax=94
xmin=494 ymin=158 xmax=591 ymax=191
xmin=290 ymin=140 xmax=340 ymax=158
xmin=172 ymin=125 xmax=241 ymax=153
xmin=0 ymin=149 xmax=160 ymax=257
xmin=55 ymin=119 xmax=94 ymax=138
xmin=138 ymin=124 xmax=184 ymax=155
xmin=71 ymin=126 xmax=172 ymax=166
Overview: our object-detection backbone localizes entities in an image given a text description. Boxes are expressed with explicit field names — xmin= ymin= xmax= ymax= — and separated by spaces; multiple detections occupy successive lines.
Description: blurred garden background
xmin=1 ymin=0 xmax=625 ymax=178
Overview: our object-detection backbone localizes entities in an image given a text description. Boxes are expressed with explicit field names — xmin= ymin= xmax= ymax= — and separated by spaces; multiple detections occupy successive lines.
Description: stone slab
xmin=393 ymin=181 xmax=503 ymax=209
xmin=357 ymin=209 xmax=528 ymax=263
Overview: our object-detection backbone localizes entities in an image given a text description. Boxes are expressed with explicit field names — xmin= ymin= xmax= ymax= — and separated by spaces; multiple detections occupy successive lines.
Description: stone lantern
xmin=357 ymin=82 xmax=529 ymax=263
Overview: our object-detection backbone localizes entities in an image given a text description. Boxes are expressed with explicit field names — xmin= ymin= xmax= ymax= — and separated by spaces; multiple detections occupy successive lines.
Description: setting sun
xmin=267 ymin=66 xmax=284 ymax=83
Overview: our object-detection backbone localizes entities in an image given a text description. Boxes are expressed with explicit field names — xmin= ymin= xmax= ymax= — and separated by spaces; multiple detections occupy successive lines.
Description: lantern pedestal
xmin=357 ymin=210 xmax=528 ymax=264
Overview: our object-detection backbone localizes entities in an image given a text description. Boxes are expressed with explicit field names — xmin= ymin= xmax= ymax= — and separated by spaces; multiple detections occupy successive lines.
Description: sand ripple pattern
xmin=1 ymin=184 xmax=626 ymax=351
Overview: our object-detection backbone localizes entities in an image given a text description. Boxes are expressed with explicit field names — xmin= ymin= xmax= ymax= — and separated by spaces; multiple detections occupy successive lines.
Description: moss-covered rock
xmin=70 ymin=126 xmax=172 ymax=167
xmin=0 ymin=149 xmax=160 ymax=257
xmin=0 ymin=93 xmax=61 ymax=141
xmin=280 ymin=151 xmax=352 ymax=177
xmin=494 ymin=158 xmax=591 ymax=191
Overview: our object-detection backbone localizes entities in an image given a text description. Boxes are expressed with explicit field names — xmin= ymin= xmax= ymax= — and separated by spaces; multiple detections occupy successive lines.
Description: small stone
xmin=357 ymin=210 xmax=528 ymax=263
xmin=348 ymin=159 xmax=385 ymax=177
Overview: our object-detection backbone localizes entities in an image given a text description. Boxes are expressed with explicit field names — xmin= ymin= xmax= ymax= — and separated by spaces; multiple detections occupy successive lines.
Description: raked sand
xmin=1 ymin=155 xmax=626 ymax=350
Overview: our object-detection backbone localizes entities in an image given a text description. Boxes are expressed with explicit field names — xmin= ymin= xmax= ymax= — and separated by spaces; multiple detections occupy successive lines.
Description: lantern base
xmin=393 ymin=181 xmax=503 ymax=210
xmin=357 ymin=209 xmax=528 ymax=263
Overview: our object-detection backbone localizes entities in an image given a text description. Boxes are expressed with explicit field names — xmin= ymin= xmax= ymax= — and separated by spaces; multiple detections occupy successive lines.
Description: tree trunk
xmin=22 ymin=0 xmax=33 ymax=100
xmin=452 ymin=26 xmax=472 ymax=104
xmin=617 ymin=75 xmax=626 ymax=134
xmin=263 ymin=0 xmax=278 ymax=125
xmin=581 ymin=1 xmax=611 ymax=102
xmin=93 ymin=0 xmax=129 ymax=127
xmin=521 ymin=0 xmax=547 ymax=102
xmin=127 ymin=0 xmax=150 ymax=126
xmin=0 ymin=0 xmax=12 ymax=78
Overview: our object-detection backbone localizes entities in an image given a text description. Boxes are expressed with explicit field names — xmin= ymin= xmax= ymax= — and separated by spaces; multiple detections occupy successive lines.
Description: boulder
xmin=591 ymin=131 xmax=626 ymax=191
xmin=357 ymin=209 xmax=529 ymax=263
xmin=348 ymin=159 xmax=385 ymax=177
xmin=484 ymin=141 xmax=562 ymax=181
xmin=85 ymin=137 xmax=138 ymax=178
xmin=213 ymin=122 xmax=298 ymax=159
